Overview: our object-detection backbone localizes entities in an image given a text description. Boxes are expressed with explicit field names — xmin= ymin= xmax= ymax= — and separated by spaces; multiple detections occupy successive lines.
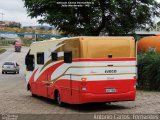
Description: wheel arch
xmin=27 ymin=83 xmax=31 ymax=91
xmin=54 ymin=89 xmax=59 ymax=100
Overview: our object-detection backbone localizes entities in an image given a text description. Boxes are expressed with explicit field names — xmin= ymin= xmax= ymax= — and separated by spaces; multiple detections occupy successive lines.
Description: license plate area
xmin=106 ymin=88 xmax=117 ymax=93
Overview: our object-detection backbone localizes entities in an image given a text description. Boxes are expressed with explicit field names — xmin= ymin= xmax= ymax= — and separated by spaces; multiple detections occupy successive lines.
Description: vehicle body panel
xmin=25 ymin=37 xmax=136 ymax=104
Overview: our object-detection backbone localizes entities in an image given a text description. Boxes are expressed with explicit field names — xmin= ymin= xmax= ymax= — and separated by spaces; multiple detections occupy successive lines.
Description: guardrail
xmin=0 ymin=31 xmax=66 ymax=37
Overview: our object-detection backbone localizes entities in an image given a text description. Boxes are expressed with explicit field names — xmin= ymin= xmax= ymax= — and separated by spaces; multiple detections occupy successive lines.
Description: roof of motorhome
xmin=30 ymin=36 xmax=134 ymax=48
xmin=32 ymin=36 xmax=134 ymax=44
xmin=30 ymin=36 xmax=135 ymax=51
xmin=29 ymin=36 xmax=135 ymax=57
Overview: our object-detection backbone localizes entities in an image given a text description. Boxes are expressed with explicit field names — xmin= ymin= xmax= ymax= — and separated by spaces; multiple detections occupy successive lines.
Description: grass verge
xmin=0 ymin=48 xmax=6 ymax=54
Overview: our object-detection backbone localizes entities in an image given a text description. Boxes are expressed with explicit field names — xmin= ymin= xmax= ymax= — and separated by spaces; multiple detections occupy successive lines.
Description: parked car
xmin=2 ymin=62 xmax=20 ymax=74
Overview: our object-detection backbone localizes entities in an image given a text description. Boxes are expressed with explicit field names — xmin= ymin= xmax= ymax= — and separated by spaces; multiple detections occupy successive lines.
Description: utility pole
xmin=0 ymin=12 xmax=4 ymax=21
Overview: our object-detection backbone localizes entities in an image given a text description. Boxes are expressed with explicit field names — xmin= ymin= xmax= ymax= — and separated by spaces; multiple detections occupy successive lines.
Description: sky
xmin=0 ymin=0 xmax=40 ymax=26
xmin=0 ymin=0 xmax=160 ymax=26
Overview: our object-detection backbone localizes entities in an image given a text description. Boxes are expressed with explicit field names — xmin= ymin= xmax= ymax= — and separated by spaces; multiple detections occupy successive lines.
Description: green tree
xmin=40 ymin=26 xmax=45 ymax=30
xmin=24 ymin=0 xmax=160 ymax=36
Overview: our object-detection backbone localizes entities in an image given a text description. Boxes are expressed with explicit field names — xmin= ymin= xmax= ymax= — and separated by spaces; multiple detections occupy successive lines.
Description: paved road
xmin=0 ymin=46 xmax=160 ymax=116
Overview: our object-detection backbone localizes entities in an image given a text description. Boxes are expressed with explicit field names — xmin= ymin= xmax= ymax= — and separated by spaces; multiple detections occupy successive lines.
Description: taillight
xmin=81 ymin=78 xmax=87 ymax=85
xmin=81 ymin=77 xmax=87 ymax=91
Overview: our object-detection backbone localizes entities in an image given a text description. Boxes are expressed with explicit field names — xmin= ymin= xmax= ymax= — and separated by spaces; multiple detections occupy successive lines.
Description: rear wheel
xmin=2 ymin=71 xmax=4 ymax=74
xmin=28 ymin=84 xmax=37 ymax=97
xmin=55 ymin=91 xmax=64 ymax=107
xmin=31 ymin=93 xmax=37 ymax=97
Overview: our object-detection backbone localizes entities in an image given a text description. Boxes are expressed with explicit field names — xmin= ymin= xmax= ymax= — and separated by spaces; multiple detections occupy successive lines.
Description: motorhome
xmin=25 ymin=36 xmax=136 ymax=106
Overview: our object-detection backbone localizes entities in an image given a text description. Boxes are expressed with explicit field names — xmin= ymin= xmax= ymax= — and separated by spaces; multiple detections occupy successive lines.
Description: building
xmin=0 ymin=21 xmax=21 ymax=28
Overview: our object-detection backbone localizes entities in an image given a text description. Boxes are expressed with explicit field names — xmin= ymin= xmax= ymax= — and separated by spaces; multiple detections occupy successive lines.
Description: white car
xmin=2 ymin=62 xmax=20 ymax=74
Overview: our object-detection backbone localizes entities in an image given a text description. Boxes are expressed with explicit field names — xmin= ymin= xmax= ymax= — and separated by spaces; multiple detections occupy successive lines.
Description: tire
xmin=2 ymin=71 xmax=4 ymax=74
xmin=17 ymin=70 xmax=19 ymax=74
xmin=56 ymin=91 xmax=64 ymax=107
xmin=29 ymin=85 xmax=37 ymax=97
xmin=32 ymin=93 xmax=37 ymax=97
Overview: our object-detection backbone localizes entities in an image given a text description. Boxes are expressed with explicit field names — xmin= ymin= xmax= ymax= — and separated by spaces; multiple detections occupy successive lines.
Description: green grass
xmin=0 ymin=43 xmax=9 ymax=46
xmin=0 ymin=49 xmax=6 ymax=54
xmin=0 ymin=41 xmax=15 ymax=46
xmin=20 ymin=37 xmax=33 ymax=46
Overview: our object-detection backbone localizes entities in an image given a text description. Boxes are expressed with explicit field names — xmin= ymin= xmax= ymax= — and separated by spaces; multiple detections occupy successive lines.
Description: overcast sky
xmin=0 ymin=0 xmax=40 ymax=26
xmin=0 ymin=0 xmax=160 ymax=26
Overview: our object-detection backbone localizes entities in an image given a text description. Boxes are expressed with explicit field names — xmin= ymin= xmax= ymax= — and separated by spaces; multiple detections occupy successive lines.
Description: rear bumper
xmin=78 ymin=90 xmax=136 ymax=104
xmin=2 ymin=69 xmax=16 ymax=72
xmin=15 ymin=49 xmax=21 ymax=52
xmin=15 ymin=47 xmax=21 ymax=51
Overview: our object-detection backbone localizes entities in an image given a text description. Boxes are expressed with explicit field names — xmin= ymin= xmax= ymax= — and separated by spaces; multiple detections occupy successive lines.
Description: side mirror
xmin=64 ymin=51 xmax=72 ymax=63
xmin=25 ymin=55 xmax=34 ymax=65
xmin=25 ymin=50 xmax=31 ymax=65
xmin=25 ymin=56 xmax=29 ymax=65
xmin=51 ymin=52 xmax=58 ymax=61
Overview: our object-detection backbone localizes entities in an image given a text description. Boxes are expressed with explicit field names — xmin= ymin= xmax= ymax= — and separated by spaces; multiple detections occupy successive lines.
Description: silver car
xmin=2 ymin=62 xmax=20 ymax=74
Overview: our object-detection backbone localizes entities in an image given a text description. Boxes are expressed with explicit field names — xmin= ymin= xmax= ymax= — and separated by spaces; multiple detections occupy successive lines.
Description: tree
xmin=24 ymin=0 xmax=160 ymax=36
xmin=40 ymin=26 xmax=45 ymax=30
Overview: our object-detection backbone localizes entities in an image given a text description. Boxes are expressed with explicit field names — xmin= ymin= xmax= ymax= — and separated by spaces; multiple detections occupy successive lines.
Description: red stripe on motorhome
xmin=48 ymin=79 xmax=136 ymax=104
xmin=28 ymin=59 xmax=136 ymax=104
xmin=29 ymin=58 xmax=136 ymax=85
xmin=73 ymin=58 xmax=136 ymax=62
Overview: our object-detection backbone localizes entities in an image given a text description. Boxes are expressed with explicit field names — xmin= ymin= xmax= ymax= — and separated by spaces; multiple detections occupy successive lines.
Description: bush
xmin=0 ymin=40 xmax=16 ymax=45
xmin=20 ymin=37 xmax=33 ymax=46
xmin=138 ymin=51 xmax=160 ymax=90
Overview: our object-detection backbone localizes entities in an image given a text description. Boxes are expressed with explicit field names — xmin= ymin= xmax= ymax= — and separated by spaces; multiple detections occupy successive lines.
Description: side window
xmin=51 ymin=52 xmax=58 ymax=61
xmin=37 ymin=53 xmax=44 ymax=65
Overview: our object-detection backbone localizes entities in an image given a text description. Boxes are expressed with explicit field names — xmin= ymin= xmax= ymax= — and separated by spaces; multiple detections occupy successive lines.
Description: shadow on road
xmin=2 ymin=73 xmax=18 ymax=75
xmin=63 ymin=103 xmax=128 ymax=113
xmin=30 ymin=95 xmax=129 ymax=112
